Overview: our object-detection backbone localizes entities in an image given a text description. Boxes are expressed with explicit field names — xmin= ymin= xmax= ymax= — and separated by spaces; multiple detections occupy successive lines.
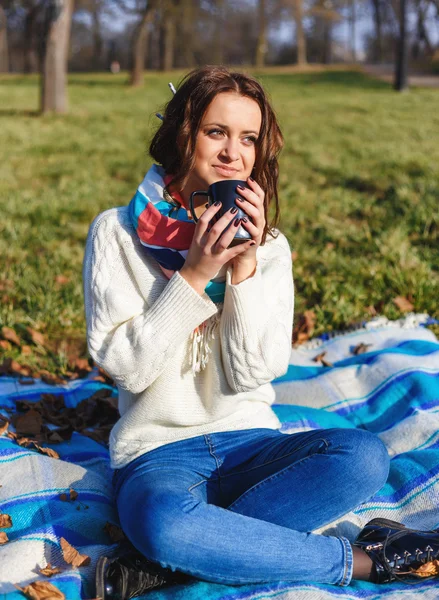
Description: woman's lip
xmin=213 ymin=165 xmax=238 ymax=175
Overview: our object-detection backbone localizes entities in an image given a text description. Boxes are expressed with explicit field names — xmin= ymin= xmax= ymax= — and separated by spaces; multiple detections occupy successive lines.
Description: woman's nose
xmin=222 ymin=138 xmax=240 ymax=161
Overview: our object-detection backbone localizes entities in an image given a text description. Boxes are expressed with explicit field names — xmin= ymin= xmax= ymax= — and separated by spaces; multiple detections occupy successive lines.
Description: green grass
xmin=1 ymin=70 xmax=438 ymax=374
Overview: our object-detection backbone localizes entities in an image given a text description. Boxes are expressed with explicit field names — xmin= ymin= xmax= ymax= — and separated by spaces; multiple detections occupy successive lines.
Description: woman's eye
xmin=243 ymin=136 xmax=257 ymax=145
xmin=207 ymin=129 xmax=224 ymax=136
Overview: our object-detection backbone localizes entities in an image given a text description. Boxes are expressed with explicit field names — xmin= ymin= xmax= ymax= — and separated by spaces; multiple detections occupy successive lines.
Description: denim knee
xmin=327 ymin=428 xmax=389 ymax=495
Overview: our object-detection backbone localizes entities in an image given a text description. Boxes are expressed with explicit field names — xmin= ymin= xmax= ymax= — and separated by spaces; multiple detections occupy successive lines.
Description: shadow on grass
xmin=68 ymin=75 xmax=131 ymax=87
xmin=0 ymin=109 xmax=40 ymax=117
xmin=259 ymin=70 xmax=391 ymax=90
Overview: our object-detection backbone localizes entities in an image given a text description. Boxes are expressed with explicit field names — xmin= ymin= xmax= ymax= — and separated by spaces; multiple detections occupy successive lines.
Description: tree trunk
xmin=371 ymin=0 xmax=383 ymax=63
xmin=130 ymin=6 xmax=155 ymax=86
xmin=322 ymin=18 xmax=332 ymax=63
xmin=255 ymin=0 xmax=267 ymax=68
xmin=161 ymin=4 xmax=176 ymax=71
xmin=349 ymin=0 xmax=357 ymax=62
xmin=0 ymin=5 xmax=9 ymax=73
xmin=294 ymin=0 xmax=307 ymax=65
xmin=394 ymin=0 xmax=408 ymax=91
xmin=91 ymin=0 xmax=102 ymax=69
xmin=213 ymin=0 xmax=225 ymax=64
xmin=181 ymin=0 xmax=195 ymax=68
xmin=40 ymin=0 xmax=74 ymax=114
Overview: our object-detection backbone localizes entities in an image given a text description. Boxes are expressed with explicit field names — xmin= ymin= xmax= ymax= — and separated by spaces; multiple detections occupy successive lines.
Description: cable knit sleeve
xmin=219 ymin=232 xmax=294 ymax=393
xmin=83 ymin=209 xmax=217 ymax=394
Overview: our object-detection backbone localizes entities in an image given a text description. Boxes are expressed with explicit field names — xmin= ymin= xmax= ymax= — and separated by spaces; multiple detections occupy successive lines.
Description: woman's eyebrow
xmin=203 ymin=122 xmax=259 ymax=135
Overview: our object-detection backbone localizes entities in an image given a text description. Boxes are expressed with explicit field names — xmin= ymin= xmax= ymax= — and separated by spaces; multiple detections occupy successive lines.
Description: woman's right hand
xmin=179 ymin=202 xmax=255 ymax=295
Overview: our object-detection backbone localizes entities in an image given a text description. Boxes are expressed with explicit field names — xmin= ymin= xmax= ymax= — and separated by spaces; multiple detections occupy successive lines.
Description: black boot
xmin=95 ymin=545 xmax=190 ymax=599
xmin=353 ymin=518 xmax=439 ymax=583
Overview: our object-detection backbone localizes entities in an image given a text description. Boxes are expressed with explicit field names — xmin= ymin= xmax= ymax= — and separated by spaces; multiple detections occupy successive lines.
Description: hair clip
xmin=156 ymin=83 xmax=177 ymax=121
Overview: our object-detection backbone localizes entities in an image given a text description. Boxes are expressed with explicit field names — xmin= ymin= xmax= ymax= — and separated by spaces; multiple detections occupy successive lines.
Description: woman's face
xmin=182 ymin=92 xmax=262 ymax=200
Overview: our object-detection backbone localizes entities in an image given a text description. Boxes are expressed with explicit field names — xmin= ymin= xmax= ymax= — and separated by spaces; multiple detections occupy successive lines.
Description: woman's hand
xmin=180 ymin=202 xmax=256 ymax=295
xmin=230 ymin=177 xmax=266 ymax=283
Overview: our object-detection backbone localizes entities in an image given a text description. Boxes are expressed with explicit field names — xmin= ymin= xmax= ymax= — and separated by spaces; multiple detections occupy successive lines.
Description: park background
xmin=0 ymin=0 xmax=438 ymax=379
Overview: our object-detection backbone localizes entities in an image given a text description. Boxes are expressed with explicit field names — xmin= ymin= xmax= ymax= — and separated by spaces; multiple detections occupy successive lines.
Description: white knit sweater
xmin=83 ymin=206 xmax=294 ymax=469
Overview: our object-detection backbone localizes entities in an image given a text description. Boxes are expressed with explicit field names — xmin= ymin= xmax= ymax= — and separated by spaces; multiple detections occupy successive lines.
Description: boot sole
xmin=95 ymin=556 xmax=110 ymax=600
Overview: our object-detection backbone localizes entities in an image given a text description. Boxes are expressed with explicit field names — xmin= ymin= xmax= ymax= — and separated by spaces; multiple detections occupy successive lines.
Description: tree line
xmin=1 ymin=0 xmax=438 ymax=112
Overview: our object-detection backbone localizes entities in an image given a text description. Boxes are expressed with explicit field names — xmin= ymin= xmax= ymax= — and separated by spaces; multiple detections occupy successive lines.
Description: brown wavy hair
xmin=149 ymin=66 xmax=284 ymax=244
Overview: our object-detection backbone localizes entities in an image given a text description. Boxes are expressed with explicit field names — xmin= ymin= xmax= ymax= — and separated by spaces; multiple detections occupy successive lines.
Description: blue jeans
xmin=113 ymin=427 xmax=389 ymax=586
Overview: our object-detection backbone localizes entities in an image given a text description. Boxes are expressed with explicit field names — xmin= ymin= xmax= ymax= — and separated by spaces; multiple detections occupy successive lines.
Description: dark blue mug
xmin=189 ymin=179 xmax=252 ymax=245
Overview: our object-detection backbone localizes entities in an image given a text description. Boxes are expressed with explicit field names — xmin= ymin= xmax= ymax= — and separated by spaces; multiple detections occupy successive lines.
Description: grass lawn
xmin=0 ymin=69 xmax=438 ymax=375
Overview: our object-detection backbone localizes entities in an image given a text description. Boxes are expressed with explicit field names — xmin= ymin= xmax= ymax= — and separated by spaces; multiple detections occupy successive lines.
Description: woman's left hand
xmin=233 ymin=176 xmax=265 ymax=264
xmin=228 ymin=177 xmax=265 ymax=284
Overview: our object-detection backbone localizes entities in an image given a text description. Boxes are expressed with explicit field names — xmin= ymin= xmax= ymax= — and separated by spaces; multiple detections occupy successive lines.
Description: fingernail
xmin=250 ymin=241 xmax=256 ymax=246
xmin=205 ymin=203 xmax=209 ymax=208
xmin=234 ymin=218 xmax=241 ymax=227
xmin=214 ymin=201 xmax=221 ymax=206
xmin=242 ymin=217 xmax=248 ymax=223
xmin=236 ymin=197 xmax=245 ymax=202
xmin=230 ymin=207 xmax=238 ymax=214
xmin=249 ymin=176 xmax=255 ymax=182
xmin=237 ymin=185 xmax=245 ymax=190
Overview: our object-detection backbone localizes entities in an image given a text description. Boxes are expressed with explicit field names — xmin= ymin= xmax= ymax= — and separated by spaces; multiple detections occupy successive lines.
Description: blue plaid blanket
xmin=1 ymin=314 xmax=439 ymax=599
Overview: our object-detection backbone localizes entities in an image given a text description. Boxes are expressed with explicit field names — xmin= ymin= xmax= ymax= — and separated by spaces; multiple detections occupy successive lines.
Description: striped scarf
xmin=129 ymin=164 xmax=225 ymax=304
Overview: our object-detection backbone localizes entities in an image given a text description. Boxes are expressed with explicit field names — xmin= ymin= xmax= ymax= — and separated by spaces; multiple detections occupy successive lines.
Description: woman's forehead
xmin=201 ymin=92 xmax=262 ymax=131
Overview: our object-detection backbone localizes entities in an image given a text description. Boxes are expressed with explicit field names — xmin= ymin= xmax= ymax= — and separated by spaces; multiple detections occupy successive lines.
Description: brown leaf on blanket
xmin=0 ymin=415 xmax=9 ymax=436
xmin=60 ymin=537 xmax=91 ymax=567
xmin=392 ymin=296 xmax=414 ymax=313
xmin=39 ymin=564 xmax=62 ymax=577
xmin=35 ymin=445 xmax=60 ymax=460
xmin=410 ymin=559 xmax=439 ymax=577
xmin=15 ymin=410 xmax=43 ymax=437
xmin=0 ymin=513 xmax=12 ymax=528
xmin=69 ymin=488 xmax=78 ymax=501
xmin=15 ymin=580 xmax=65 ymax=599
xmin=352 ymin=343 xmax=373 ymax=355
xmin=312 ymin=351 xmax=333 ymax=367
xmin=0 ymin=531 xmax=9 ymax=544
xmin=1 ymin=326 xmax=21 ymax=347
xmin=104 ymin=521 xmax=127 ymax=543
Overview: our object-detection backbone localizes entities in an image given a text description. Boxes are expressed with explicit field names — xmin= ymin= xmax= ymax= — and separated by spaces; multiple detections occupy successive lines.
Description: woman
xmin=83 ymin=67 xmax=439 ymax=599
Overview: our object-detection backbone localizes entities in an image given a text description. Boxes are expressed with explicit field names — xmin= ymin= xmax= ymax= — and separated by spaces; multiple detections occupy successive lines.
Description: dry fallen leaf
xmin=0 ymin=340 xmax=12 ymax=351
xmin=352 ymin=343 xmax=373 ymax=355
xmin=36 ymin=445 xmax=60 ymax=460
xmin=15 ymin=410 xmax=43 ymax=437
xmin=39 ymin=564 xmax=62 ymax=577
xmin=103 ymin=521 xmax=126 ymax=543
xmin=393 ymin=296 xmax=414 ymax=313
xmin=411 ymin=559 xmax=439 ymax=577
xmin=15 ymin=580 xmax=65 ymax=599
xmin=0 ymin=532 xmax=9 ymax=544
xmin=293 ymin=310 xmax=316 ymax=345
xmin=26 ymin=327 xmax=47 ymax=347
xmin=312 ymin=351 xmax=334 ymax=368
xmin=22 ymin=345 xmax=33 ymax=356
xmin=55 ymin=275 xmax=70 ymax=286
xmin=1 ymin=326 xmax=21 ymax=347
xmin=0 ymin=416 xmax=9 ymax=436
xmin=0 ymin=513 xmax=12 ymax=528
xmin=60 ymin=537 xmax=91 ymax=567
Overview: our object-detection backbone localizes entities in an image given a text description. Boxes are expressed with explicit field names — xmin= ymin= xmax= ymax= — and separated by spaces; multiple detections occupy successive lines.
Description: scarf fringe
xmin=190 ymin=308 xmax=222 ymax=375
